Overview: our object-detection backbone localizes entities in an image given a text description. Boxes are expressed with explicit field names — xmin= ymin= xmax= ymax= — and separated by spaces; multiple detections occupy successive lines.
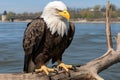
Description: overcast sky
xmin=0 ymin=0 xmax=120 ymax=13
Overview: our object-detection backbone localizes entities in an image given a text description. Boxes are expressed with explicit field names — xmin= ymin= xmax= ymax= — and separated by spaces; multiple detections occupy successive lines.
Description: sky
xmin=0 ymin=0 xmax=120 ymax=13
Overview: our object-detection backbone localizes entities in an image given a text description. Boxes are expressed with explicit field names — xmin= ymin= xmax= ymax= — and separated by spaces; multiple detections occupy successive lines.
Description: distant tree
xmin=111 ymin=11 xmax=118 ymax=18
xmin=68 ymin=8 xmax=81 ymax=19
xmin=117 ymin=9 xmax=120 ymax=17
xmin=110 ymin=4 xmax=117 ymax=18
xmin=6 ymin=12 xmax=16 ymax=20
xmin=3 ymin=10 xmax=7 ymax=15
xmin=80 ymin=9 xmax=94 ymax=19
xmin=15 ymin=12 xmax=42 ymax=20
xmin=94 ymin=5 xmax=101 ymax=11
xmin=80 ymin=10 xmax=88 ymax=18
xmin=110 ymin=4 xmax=116 ymax=11
xmin=101 ymin=6 xmax=106 ymax=12
xmin=0 ymin=14 xmax=1 ymax=20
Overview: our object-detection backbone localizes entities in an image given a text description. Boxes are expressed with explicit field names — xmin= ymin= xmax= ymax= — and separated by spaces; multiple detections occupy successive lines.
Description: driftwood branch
xmin=0 ymin=1 xmax=120 ymax=80
xmin=106 ymin=0 xmax=113 ymax=49
xmin=117 ymin=33 xmax=120 ymax=51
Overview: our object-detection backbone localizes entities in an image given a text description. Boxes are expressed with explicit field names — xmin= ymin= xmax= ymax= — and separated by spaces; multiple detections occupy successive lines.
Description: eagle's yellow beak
xmin=58 ymin=10 xmax=70 ymax=21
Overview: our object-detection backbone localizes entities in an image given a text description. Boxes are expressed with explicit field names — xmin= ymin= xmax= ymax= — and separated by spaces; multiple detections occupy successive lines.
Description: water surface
xmin=0 ymin=22 xmax=120 ymax=80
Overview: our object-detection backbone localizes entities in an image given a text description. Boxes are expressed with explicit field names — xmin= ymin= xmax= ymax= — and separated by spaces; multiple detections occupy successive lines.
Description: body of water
xmin=0 ymin=22 xmax=120 ymax=79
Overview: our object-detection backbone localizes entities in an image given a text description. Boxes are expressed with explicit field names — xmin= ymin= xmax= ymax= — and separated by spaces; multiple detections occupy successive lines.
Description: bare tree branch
xmin=106 ymin=0 xmax=113 ymax=50
xmin=117 ymin=33 xmax=120 ymax=51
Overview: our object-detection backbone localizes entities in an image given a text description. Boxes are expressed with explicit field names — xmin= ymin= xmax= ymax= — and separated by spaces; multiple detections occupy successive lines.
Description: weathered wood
xmin=106 ymin=0 xmax=113 ymax=50
xmin=117 ymin=33 xmax=120 ymax=51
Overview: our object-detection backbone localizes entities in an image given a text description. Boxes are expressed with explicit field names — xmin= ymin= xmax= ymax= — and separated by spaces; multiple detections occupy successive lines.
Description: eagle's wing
xmin=23 ymin=18 xmax=46 ymax=72
xmin=66 ymin=22 xmax=75 ymax=48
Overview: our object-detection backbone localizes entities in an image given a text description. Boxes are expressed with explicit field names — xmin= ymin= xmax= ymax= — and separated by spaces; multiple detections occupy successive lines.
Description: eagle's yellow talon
xmin=65 ymin=64 xmax=72 ymax=68
xmin=58 ymin=63 xmax=72 ymax=72
xmin=35 ymin=68 xmax=42 ymax=72
xmin=35 ymin=65 xmax=54 ymax=75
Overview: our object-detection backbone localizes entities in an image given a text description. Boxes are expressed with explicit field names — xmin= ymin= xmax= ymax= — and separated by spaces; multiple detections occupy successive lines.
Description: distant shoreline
xmin=1 ymin=19 xmax=120 ymax=23
xmin=73 ymin=20 xmax=120 ymax=23
xmin=71 ymin=19 xmax=120 ymax=23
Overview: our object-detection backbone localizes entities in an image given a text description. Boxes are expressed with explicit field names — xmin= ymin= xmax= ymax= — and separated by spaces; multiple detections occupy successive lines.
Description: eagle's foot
xmin=35 ymin=65 xmax=54 ymax=75
xmin=58 ymin=63 xmax=72 ymax=72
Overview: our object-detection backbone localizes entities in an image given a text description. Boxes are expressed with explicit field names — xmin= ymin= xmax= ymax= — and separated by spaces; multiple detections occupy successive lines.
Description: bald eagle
xmin=23 ymin=1 xmax=75 ymax=75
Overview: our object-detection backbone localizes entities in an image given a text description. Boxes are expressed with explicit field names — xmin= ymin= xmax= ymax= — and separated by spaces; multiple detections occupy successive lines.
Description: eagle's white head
xmin=41 ymin=1 xmax=70 ymax=37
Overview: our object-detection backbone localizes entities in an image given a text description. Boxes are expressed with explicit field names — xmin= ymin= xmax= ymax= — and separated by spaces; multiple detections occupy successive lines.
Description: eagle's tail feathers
xmin=23 ymin=54 xmax=35 ymax=73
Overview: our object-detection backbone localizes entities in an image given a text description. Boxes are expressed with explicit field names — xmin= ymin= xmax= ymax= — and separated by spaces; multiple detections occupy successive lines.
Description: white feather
xmin=41 ymin=1 xmax=69 ymax=37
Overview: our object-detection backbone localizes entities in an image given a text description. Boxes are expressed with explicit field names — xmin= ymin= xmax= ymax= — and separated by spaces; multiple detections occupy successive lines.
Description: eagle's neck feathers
xmin=41 ymin=15 xmax=69 ymax=37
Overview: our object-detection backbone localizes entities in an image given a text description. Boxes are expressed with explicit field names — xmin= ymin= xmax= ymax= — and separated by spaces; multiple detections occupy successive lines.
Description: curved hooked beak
xmin=58 ymin=10 xmax=70 ymax=21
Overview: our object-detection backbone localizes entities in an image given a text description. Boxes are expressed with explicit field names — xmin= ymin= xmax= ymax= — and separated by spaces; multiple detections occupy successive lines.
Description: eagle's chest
xmin=45 ymin=29 xmax=68 ymax=53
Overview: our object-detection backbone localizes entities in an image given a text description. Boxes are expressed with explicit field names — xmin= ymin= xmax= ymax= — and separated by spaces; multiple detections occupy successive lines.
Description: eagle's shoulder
xmin=27 ymin=17 xmax=45 ymax=30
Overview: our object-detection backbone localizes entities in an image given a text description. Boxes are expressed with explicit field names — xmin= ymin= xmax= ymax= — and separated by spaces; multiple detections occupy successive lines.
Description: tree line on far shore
xmin=0 ymin=4 xmax=120 ymax=21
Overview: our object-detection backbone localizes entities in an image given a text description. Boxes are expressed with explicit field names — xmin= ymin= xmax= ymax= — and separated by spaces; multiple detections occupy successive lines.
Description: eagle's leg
xmin=35 ymin=65 xmax=54 ymax=75
xmin=57 ymin=60 xmax=72 ymax=72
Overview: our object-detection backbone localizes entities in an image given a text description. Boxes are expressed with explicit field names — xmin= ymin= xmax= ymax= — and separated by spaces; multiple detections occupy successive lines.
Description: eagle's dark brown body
xmin=23 ymin=18 xmax=75 ymax=72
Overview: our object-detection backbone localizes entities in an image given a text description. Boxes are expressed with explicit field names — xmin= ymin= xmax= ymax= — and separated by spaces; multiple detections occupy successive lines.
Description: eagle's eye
xmin=56 ymin=9 xmax=63 ymax=13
